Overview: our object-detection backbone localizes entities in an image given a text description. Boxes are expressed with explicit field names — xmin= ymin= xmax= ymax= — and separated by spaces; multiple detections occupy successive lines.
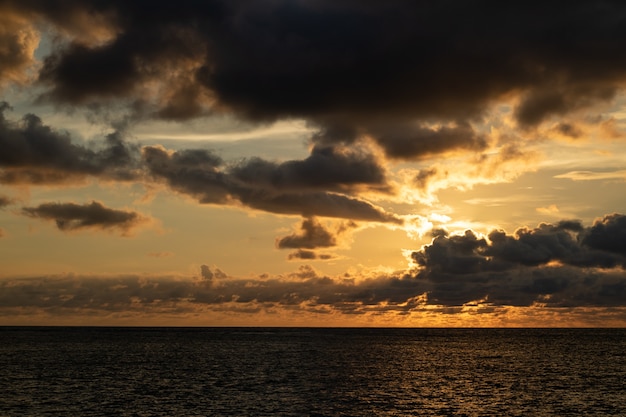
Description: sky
xmin=0 ymin=0 xmax=625 ymax=327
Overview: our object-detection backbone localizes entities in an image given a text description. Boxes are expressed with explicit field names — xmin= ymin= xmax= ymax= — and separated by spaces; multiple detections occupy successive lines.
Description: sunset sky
xmin=1 ymin=0 xmax=625 ymax=326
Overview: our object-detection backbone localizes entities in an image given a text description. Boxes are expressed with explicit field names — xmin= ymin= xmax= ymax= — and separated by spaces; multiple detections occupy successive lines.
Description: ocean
xmin=1 ymin=327 xmax=624 ymax=416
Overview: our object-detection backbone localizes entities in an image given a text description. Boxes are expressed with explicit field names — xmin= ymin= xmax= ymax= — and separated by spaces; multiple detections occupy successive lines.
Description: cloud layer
xmin=3 ymin=1 xmax=626 ymax=160
xmin=2 ymin=215 xmax=625 ymax=318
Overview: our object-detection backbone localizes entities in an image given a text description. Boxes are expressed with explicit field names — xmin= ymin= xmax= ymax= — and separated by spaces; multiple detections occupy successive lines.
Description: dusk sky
xmin=1 ymin=0 xmax=625 ymax=326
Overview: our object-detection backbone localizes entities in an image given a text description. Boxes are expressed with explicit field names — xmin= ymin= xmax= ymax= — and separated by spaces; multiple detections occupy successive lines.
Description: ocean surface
xmin=1 ymin=327 xmax=624 ymax=416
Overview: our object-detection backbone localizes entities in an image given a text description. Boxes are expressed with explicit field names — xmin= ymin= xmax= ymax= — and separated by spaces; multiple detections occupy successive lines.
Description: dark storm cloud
xmin=4 ymin=0 xmax=626 ymax=159
xmin=0 ymin=103 xmax=139 ymax=184
xmin=21 ymin=200 xmax=146 ymax=233
xmin=143 ymin=145 xmax=403 ymax=223
xmin=413 ymin=216 xmax=626 ymax=274
xmin=364 ymin=123 xmax=488 ymax=160
xmin=410 ymin=214 xmax=626 ymax=306
xmin=230 ymin=144 xmax=390 ymax=193
xmin=582 ymin=213 xmax=626 ymax=256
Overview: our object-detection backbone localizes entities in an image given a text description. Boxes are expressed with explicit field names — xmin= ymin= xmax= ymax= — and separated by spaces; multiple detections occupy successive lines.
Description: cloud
xmin=287 ymin=250 xmax=336 ymax=261
xmin=365 ymin=122 xmax=488 ymax=160
xmin=0 ymin=102 xmax=399 ymax=223
xmin=0 ymin=103 xmax=140 ymax=184
xmin=1 ymin=257 xmax=625 ymax=325
xmin=0 ymin=195 xmax=12 ymax=208
xmin=582 ymin=213 xmax=626 ymax=256
xmin=0 ymin=9 xmax=39 ymax=87
xmin=413 ymin=215 xmax=626 ymax=272
xmin=552 ymin=122 xmax=584 ymax=139
xmin=410 ymin=214 xmax=626 ymax=306
xmin=276 ymin=217 xmax=356 ymax=249
xmin=276 ymin=217 xmax=356 ymax=261
xmin=200 ymin=265 xmax=227 ymax=282
xmin=143 ymin=145 xmax=403 ymax=223
xmin=399 ymin=141 xmax=540 ymax=206
xmin=554 ymin=170 xmax=626 ymax=181
xmin=0 ymin=102 xmax=401 ymax=224
xmin=230 ymin=144 xmax=390 ymax=193
xmin=0 ymin=193 xmax=11 ymax=237
xmin=0 ymin=268 xmax=431 ymax=317
xmin=514 ymin=86 xmax=616 ymax=128
xmin=1 ymin=1 xmax=624 ymax=160
xmin=21 ymin=200 xmax=148 ymax=235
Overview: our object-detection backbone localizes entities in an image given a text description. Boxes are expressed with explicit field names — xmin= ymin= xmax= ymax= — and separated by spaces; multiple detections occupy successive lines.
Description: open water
xmin=1 ymin=327 xmax=624 ymax=416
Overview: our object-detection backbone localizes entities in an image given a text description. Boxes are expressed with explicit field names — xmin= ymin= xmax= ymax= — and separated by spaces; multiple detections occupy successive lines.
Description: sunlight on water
xmin=1 ymin=328 xmax=624 ymax=416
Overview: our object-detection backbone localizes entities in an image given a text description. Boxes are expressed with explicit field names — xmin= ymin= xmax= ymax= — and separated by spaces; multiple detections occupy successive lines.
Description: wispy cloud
xmin=554 ymin=170 xmax=626 ymax=181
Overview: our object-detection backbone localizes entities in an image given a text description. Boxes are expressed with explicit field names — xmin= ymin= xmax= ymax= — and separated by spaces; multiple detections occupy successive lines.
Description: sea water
xmin=1 ymin=327 xmax=624 ymax=416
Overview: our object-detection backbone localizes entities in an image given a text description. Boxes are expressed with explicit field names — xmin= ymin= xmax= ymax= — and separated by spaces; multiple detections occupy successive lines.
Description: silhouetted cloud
xmin=582 ymin=214 xmax=626 ymax=256
xmin=200 ymin=265 xmax=214 ymax=281
xmin=21 ymin=201 xmax=147 ymax=234
xmin=143 ymin=145 xmax=403 ymax=223
xmin=1 ymin=256 xmax=624 ymax=323
xmin=287 ymin=249 xmax=335 ymax=261
xmin=0 ymin=103 xmax=139 ymax=184
xmin=230 ymin=144 xmax=390 ymax=193
xmin=2 ymin=1 xmax=626 ymax=326
xmin=0 ymin=268 xmax=430 ymax=316
xmin=200 ymin=265 xmax=227 ymax=282
xmin=277 ymin=217 xmax=356 ymax=249
xmin=0 ymin=101 xmax=401 ymax=222
xmin=277 ymin=217 xmax=355 ymax=261
xmin=2 ymin=1 xmax=625 ymax=160
xmin=413 ymin=215 xmax=626 ymax=273
xmin=410 ymin=214 xmax=626 ymax=306
xmin=365 ymin=122 xmax=488 ymax=160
